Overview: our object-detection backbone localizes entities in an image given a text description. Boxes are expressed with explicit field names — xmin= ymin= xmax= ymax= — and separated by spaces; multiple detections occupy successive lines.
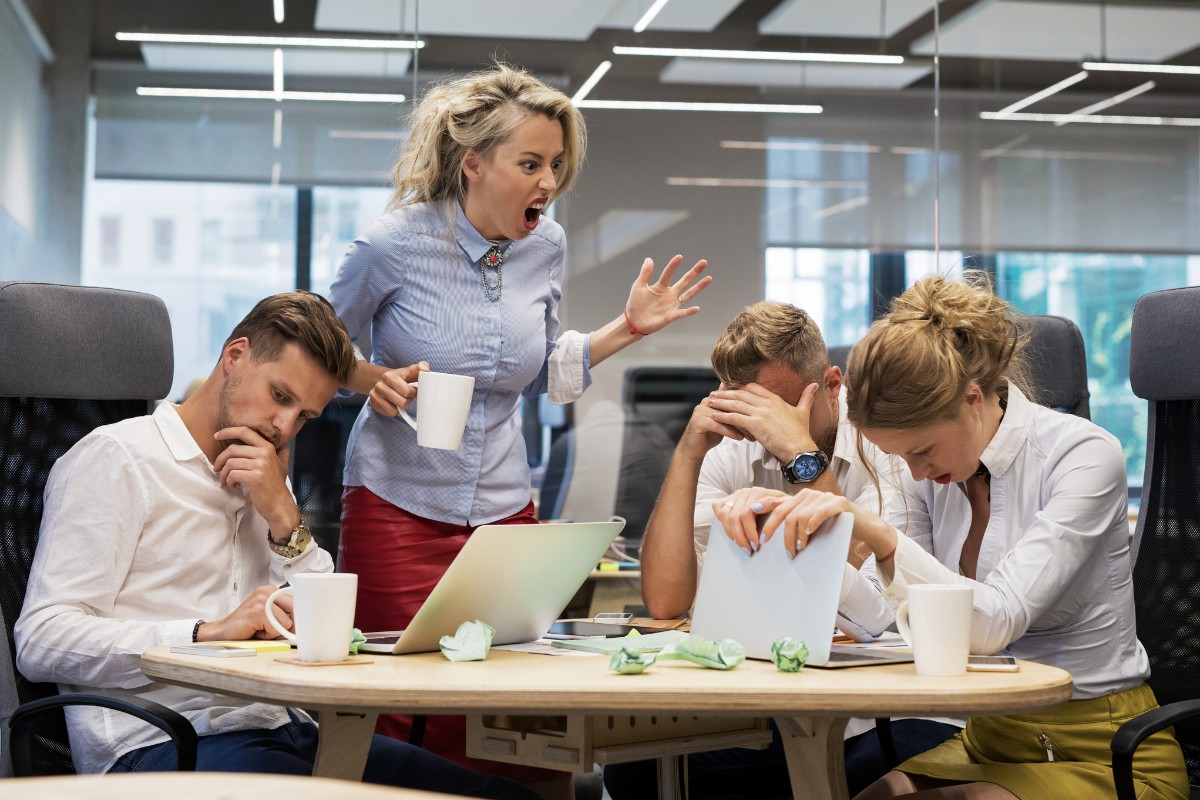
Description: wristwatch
xmin=268 ymin=519 xmax=313 ymax=558
xmin=781 ymin=450 xmax=830 ymax=484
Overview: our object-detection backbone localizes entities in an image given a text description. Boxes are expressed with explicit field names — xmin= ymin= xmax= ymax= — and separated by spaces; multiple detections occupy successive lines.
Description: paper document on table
xmin=834 ymin=632 xmax=909 ymax=649
xmin=492 ymin=639 xmax=597 ymax=656
xmin=550 ymin=630 xmax=689 ymax=654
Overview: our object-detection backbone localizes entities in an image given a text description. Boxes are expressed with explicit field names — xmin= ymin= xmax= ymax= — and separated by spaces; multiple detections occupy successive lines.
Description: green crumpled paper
xmin=609 ymin=634 xmax=745 ymax=674
xmin=348 ymin=628 xmax=367 ymax=655
xmin=439 ymin=619 xmax=495 ymax=662
xmin=770 ymin=636 xmax=809 ymax=672
xmin=609 ymin=646 xmax=657 ymax=674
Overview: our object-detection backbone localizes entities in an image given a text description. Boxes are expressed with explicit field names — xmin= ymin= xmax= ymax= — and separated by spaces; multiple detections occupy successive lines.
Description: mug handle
xmin=397 ymin=407 xmax=418 ymax=432
xmin=264 ymin=587 xmax=298 ymax=643
xmin=894 ymin=600 xmax=913 ymax=648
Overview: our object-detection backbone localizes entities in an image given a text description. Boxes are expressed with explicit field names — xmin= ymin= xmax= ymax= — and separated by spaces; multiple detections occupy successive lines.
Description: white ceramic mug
xmin=398 ymin=371 xmax=475 ymax=450
xmin=895 ymin=584 xmax=974 ymax=676
xmin=265 ymin=573 xmax=358 ymax=663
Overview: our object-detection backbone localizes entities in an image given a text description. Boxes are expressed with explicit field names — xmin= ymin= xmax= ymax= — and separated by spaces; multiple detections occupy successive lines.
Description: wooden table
xmin=141 ymin=646 xmax=1072 ymax=800
xmin=0 ymin=772 xmax=457 ymax=799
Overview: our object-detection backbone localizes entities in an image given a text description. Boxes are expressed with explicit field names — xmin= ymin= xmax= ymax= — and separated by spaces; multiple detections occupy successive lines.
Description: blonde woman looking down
xmin=712 ymin=275 xmax=1188 ymax=800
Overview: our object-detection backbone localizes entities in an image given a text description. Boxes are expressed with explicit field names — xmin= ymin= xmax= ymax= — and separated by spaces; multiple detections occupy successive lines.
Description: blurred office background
xmin=3 ymin=0 xmax=1199 ymax=513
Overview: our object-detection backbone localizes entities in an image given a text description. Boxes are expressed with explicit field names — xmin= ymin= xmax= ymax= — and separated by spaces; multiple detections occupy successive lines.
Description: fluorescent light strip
xmin=980 ymin=111 xmax=1200 ymax=127
xmin=328 ymin=130 xmax=400 ymax=139
xmin=613 ymin=45 xmax=904 ymax=65
xmin=577 ymin=99 xmax=821 ymax=114
xmin=1055 ymin=81 xmax=1155 ymax=127
xmin=813 ymin=195 xmax=869 ymax=220
xmin=273 ymin=0 xmax=284 ymax=24
xmin=994 ymin=71 xmax=1088 ymax=116
xmin=271 ymin=161 xmax=281 ymax=187
xmin=633 ymin=0 xmax=670 ymax=33
xmin=1084 ymin=61 xmax=1200 ymax=76
xmin=273 ymin=109 xmax=283 ymax=148
xmin=138 ymin=87 xmax=406 ymax=103
xmin=721 ymin=140 xmax=880 ymax=153
xmin=667 ymin=177 xmax=863 ymax=189
xmin=273 ymin=49 xmax=284 ymax=101
xmin=572 ymin=61 xmax=611 ymax=103
xmin=117 ymin=32 xmax=423 ymax=49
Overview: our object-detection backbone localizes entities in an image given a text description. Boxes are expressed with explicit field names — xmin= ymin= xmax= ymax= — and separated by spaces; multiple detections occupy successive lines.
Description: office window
xmin=310 ymin=186 xmax=392 ymax=298
xmin=995 ymin=252 xmax=1200 ymax=488
xmin=83 ymin=180 xmax=295 ymax=400
xmin=765 ymin=247 xmax=871 ymax=347
xmin=904 ymin=250 xmax=966 ymax=285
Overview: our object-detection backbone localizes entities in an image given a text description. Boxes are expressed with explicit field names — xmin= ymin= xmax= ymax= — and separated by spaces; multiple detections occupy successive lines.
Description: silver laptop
xmin=691 ymin=512 xmax=912 ymax=669
xmin=359 ymin=520 xmax=624 ymax=655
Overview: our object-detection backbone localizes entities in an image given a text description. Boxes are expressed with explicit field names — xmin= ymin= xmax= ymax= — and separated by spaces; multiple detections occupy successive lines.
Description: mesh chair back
xmin=1021 ymin=315 xmax=1090 ymax=419
xmin=615 ymin=367 xmax=719 ymax=541
xmin=0 ymin=282 xmax=172 ymax=775
xmin=1129 ymin=286 xmax=1200 ymax=785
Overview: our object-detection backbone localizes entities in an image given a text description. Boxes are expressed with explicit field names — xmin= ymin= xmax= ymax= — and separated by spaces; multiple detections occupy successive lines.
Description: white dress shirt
xmin=874 ymin=383 xmax=1148 ymax=700
xmin=693 ymin=391 xmax=904 ymax=635
xmin=15 ymin=402 xmax=333 ymax=773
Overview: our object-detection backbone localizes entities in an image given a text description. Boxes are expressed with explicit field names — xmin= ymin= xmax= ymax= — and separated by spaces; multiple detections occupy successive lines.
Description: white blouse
xmin=877 ymin=383 xmax=1148 ymax=700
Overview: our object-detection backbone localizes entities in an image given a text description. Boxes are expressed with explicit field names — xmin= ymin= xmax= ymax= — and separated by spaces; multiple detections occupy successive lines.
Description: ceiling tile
xmin=315 ymin=0 xmax=623 ymax=40
xmin=659 ymin=58 xmax=932 ymax=90
xmin=911 ymin=0 xmax=1200 ymax=63
xmin=600 ymin=0 xmax=743 ymax=32
xmin=759 ymin=0 xmax=935 ymax=39
xmin=141 ymin=44 xmax=412 ymax=78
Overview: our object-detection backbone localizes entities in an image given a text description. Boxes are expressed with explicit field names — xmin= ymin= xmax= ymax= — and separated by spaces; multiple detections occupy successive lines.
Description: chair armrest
xmin=1111 ymin=698 xmax=1200 ymax=800
xmin=9 ymin=693 xmax=198 ymax=776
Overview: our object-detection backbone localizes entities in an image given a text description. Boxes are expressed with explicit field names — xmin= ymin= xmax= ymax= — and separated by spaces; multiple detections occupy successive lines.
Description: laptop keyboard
xmin=365 ymin=631 xmax=406 ymax=645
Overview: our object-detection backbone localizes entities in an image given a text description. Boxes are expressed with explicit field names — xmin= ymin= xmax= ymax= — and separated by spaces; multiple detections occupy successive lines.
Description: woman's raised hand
xmin=624 ymin=255 xmax=712 ymax=335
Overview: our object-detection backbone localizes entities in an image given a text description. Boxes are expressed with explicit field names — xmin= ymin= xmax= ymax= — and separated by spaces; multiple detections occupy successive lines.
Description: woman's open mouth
xmin=524 ymin=202 xmax=544 ymax=231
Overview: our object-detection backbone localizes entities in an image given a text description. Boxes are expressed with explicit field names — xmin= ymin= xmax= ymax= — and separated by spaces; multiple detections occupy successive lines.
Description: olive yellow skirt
xmin=898 ymin=683 xmax=1189 ymax=800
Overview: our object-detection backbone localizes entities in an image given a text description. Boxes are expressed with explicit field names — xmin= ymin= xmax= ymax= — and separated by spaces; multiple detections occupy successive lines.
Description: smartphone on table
xmin=966 ymin=654 xmax=1019 ymax=672
xmin=169 ymin=643 xmax=256 ymax=658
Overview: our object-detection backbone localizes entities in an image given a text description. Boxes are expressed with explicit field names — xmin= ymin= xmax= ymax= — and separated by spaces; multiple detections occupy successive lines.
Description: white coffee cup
xmin=265 ymin=573 xmax=358 ymax=663
xmin=398 ymin=371 xmax=475 ymax=450
xmin=895 ymin=584 xmax=974 ymax=677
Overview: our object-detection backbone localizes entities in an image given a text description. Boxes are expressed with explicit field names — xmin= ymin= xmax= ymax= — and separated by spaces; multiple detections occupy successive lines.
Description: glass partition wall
xmin=79 ymin=81 xmax=1199 ymax=490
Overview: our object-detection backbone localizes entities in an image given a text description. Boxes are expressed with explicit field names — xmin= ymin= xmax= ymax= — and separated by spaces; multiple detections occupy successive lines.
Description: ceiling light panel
xmin=660 ymin=59 xmax=931 ymax=90
xmin=602 ymin=0 xmax=742 ymax=32
xmin=911 ymin=1 xmax=1200 ymax=63
xmin=760 ymin=0 xmax=936 ymax=38
xmin=140 ymin=44 xmax=413 ymax=78
xmin=316 ymin=0 xmax=619 ymax=40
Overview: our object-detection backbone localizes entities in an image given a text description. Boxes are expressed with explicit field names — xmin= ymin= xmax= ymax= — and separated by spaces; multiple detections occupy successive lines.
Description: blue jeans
xmin=602 ymin=718 xmax=961 ymax=799
xmin=109 ymin=711 xmax=537 ymax=800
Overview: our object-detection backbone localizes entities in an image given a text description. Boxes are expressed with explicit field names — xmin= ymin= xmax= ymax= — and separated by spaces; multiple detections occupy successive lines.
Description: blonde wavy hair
xmin=387 ymin=63 xmax=587 ymax=212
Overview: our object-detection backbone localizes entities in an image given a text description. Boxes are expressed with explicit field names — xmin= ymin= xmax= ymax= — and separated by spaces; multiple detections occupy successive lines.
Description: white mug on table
xmin=265 ymin=573 xmax=358 ymax=663
xmin=895 ymin=583 xmax=974 ymax=677
xmin=397 ymin=370 xmax=475 ymax=450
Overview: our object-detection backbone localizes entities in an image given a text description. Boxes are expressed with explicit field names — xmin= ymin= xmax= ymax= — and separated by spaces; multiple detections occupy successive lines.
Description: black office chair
xmin=0 ymin=281 xmax=197 ymax=776
xmin=290 ymin=395 xmax=366 ymax=556
xmin=615 ymin=367 xmax=719 ymax=542
xmin=1020 ymin=314 xmax=1091 ymax=419
xmin=1112 ymin=286 xmax=1200 ymax=800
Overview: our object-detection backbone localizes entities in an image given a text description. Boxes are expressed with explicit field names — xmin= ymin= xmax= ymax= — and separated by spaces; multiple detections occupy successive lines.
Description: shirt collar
xmin=454 ymin=201 xmax=512 ymax=265
xmin=978 ymin=381 xmax=1032 ymax=479
xmin=153 ymin=401 xmax=210 ymax=465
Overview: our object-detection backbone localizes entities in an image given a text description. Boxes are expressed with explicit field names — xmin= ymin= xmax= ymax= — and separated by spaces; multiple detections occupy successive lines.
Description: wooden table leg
xmin=775 ymin=716 xmax=850 ymax=800
xmin=655 ymin=754 xmax=685 ymax=800
xmin=313 ymin=710 xmax=380 ymax=781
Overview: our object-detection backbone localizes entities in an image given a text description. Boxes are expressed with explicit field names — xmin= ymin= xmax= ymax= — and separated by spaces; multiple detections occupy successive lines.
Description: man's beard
xmin=215 ymin=375 xmax=280 ymax=451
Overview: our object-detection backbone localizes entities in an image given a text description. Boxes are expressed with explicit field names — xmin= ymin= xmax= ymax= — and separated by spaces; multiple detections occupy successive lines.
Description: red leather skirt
xmin=338 ymin=486 xmax=559 ymax=783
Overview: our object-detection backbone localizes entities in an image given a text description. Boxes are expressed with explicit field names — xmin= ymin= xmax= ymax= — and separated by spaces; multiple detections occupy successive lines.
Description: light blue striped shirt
xmin=329 ymin=200 xmax=592 ymax=525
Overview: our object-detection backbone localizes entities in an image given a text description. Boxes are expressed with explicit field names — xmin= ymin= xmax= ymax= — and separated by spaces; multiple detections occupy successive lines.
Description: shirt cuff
xmin=547 ymin=330 xmax=591 ymax=403
xmin=165 ymin=618 xmax=202 ymax=645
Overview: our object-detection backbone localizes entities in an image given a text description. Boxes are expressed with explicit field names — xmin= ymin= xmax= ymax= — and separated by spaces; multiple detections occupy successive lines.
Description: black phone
xmin=546 ymin=621 xmax=662 ymax=638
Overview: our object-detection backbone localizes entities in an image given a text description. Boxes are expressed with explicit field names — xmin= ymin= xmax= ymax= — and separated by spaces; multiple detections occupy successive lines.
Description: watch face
xmin=793 ymin=454 xmax=823 ymax=481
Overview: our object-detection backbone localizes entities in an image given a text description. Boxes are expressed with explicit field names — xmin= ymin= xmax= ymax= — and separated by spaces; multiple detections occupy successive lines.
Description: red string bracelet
xmin=624 ymin=307 xmax=647 ymax=336
xmin=876 ymin=545 xmax=897 ymax=564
